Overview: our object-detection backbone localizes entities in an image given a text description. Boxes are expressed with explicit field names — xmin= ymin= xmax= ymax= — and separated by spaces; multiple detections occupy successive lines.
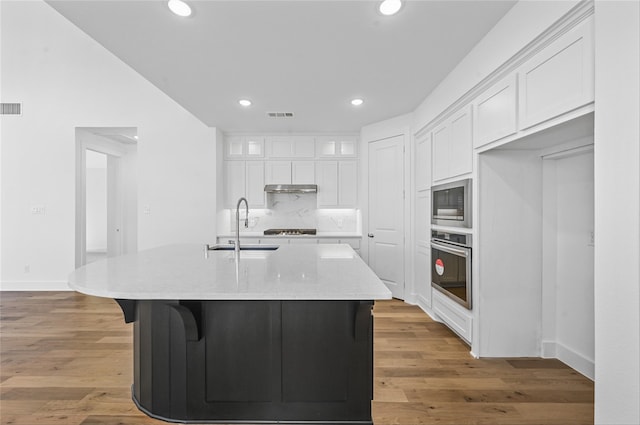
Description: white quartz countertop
xmin=68 ymin=244 xmax=392 ymax=301
xmin=217 ymin=232 xmax=362 ymax=238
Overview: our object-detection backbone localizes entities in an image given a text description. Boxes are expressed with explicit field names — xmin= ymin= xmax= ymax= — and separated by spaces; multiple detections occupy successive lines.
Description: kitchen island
xmin=68 ymin=243 xmax=391 ymax=424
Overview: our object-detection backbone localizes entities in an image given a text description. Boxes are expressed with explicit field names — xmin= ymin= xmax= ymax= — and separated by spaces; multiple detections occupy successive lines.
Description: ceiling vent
xmin=266 ymin=112 xmax=294 ymax=118
xmin=1 ymin=103 xmax=22 ymax=116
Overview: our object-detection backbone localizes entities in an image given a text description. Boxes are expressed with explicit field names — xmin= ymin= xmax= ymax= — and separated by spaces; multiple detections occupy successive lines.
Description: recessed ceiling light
xmin=379 ymin=0 xmax=402 ymax=16
xmin=238 ymin=99 xmax=252 ymax=107
xmin=351 ymin=98 xmax=364 ymax=106
xmin=168 ymin=0 xmax=192 ymax=17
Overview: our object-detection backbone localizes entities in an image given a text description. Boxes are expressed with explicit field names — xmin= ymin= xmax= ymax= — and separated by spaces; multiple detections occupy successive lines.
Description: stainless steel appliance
xmin=431 ymin=230 xmax=472 ymax=309
xmin=264 ymin=184 xmax=317 ymax=193
xmin=263 ymin=228 xmax=317 ymax=236
xmin=431 ymin=179 xmax=471 ymax=228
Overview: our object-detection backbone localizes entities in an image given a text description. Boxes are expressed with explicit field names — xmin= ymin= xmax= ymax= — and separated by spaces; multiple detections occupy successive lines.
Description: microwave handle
xmin=430 ymin=239 xmax=469 ymax=257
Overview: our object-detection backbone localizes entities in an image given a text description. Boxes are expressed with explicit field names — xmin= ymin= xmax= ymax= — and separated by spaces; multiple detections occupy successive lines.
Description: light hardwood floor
xmin=0 ymin=292 xmax=594 ymax=425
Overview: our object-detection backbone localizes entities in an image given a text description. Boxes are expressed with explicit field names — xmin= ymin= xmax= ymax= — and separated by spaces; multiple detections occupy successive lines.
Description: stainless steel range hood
xmin=264 ymin=184 xmax=317 ymax=193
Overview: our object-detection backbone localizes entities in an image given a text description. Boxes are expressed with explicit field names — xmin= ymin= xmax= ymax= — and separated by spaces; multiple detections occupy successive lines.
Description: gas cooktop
xmin=263 ymin=228 xmax=317 ymax=236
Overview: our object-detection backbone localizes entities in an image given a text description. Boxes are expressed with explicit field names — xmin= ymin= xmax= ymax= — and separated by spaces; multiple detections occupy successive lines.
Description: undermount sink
xmin=206 ymin=244 xmax=279 ymax=251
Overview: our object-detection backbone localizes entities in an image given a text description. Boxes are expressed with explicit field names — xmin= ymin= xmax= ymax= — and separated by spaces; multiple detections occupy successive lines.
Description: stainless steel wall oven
xmin=431 ymin=179 xmax=471 ymax=228
xmin=431 ymin=230 xmax=472 ymax=309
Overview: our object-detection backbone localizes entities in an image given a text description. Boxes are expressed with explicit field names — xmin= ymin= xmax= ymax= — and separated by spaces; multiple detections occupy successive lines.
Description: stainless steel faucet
xmin=235 ymin=197 xmax=249 ymax=254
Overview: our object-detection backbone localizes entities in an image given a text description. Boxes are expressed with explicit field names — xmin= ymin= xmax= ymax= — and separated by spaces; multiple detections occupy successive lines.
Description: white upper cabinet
xmin=224 ymin=161 xmax=265 ymax=208
xmin=518 ymin=16 xmax=594 ymax=130
xmin=292 ymin=161 xmax=315 ymax=184
xmin=224 ymin=136 xmax=264 ymax=159
xmin=225 ymin=161 xmax=265 ymax=207
xmin=316 ymin=160 xmax=357 ymax=207
xmin=245 ymin=162 xmax=265 ymax=206
xmin=265 ymin=161 xmax=292 ymax=184
xmin=415 ymin=133 xmax=431 ymax=191
xmin=265 ymin=161 xmax=315 ymax=184
xmin=316 ymin=136 xmax=357 ymax=158
xmin=431 ymin=106 xmax=473 ymax=182
xmin=449 ymin=107 xmax=473 ymax=178
xmin=474 ymin=74 xmax=518 ymax=148
xmin=266 ymin=136 xmax=315 ymax=158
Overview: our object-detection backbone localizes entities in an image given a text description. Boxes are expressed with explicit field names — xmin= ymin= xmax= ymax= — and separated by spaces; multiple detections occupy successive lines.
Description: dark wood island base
xmin=116 ymin=299 xmax=375 ymax=425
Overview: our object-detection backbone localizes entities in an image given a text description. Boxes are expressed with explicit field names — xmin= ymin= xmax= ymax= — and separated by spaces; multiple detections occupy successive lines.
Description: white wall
xmin=542 ymin=146 xmax=595 ymax=379
xmin=0 ymin=1 xmax=217 ymax=290
xmin=594 ymin=1 xmax=640 ymax=423
xmin=477 ymin=149 xmax=543 ymax=357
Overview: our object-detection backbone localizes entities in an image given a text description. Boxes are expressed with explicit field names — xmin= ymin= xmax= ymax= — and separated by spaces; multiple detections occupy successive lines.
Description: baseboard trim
xmin=542 ymin=340 xmax=594 ymax=380
xmin=0 ymin=281 xmax=71 ymax=291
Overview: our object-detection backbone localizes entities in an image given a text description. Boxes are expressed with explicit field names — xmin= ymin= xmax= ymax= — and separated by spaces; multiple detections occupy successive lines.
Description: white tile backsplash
xmin=226 ymin=193 xmax=358 ymax=233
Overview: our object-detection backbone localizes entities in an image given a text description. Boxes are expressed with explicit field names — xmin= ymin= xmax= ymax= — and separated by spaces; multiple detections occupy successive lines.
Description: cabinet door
xmin=292 ymin=136 xmax=315 ymax=158
xmin=518 ymin=16 xmax=594 ymax=129
xmin=431 ymin=124 xmax=450 ymax=182
xmin=415 ymin=133 xmax=431 ymax=191
xmin=316 ymin=161 xmax=339 ymax=206
xmin=449 ymin=107 xmax=473 ymax=177
xmin=267 ymin=137 xmax=293 ymax=158
xmin=225 ymin=161 xmax=246 ymax=207
xmin=245 ymin=136 xmax=265 ymax=158
xmin=316 ymin=137 xmax=337 ymax=157
xmin=338 ymin=139 xmax=357 ymax=157
xmin=292 ymin=161 xmax=315 ymax=184
xmin=265 ymin=161 xmax=292 ymax=184
xmin=225 ymin=136 xmax=245 ymax=159
xmin=474 ymin=74 xmax=517 ymax=148
xmin=246 ymin=161 xmax=265 ymax=207
xmin=338 ymin=161 xmax=357 ymax=206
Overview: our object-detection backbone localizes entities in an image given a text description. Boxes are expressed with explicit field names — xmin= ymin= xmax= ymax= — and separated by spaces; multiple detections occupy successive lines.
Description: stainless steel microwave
xmin=431 ymin=179 xmax=472 ymax=228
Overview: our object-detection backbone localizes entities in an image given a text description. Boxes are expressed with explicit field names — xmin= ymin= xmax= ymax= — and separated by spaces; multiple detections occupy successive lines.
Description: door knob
xmin=368 ymin=233 xmax=374 ymax=238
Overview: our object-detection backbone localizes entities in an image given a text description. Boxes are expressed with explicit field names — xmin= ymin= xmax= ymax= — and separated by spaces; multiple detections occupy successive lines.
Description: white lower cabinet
xmin=432 ymin=289 xmax=473 ymax=344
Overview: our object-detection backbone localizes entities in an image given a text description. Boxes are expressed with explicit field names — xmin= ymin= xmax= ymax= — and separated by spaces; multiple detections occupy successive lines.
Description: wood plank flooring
xmin=0 ymin=292 xmax=594 ymax=425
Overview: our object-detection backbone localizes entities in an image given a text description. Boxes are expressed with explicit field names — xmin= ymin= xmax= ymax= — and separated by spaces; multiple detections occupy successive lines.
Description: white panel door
xmin=292 ymin=161 xmax=315 ymax=184
xmin=368 ymin=136 xmax=405 ymax=299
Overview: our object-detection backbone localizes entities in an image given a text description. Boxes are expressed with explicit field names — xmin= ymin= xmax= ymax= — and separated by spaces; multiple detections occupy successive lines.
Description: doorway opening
xmin=75 ymin=127 xmax=138 ymax=268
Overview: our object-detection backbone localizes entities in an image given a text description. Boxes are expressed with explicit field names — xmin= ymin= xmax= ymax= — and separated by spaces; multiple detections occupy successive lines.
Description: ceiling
xmin=47 ymin=1 xmax=516 ymax=133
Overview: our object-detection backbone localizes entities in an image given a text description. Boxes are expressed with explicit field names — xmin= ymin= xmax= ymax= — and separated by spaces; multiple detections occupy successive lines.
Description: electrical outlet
xmin=24 ymin=265 xmax=30 ymax=273
xmin=588 ymin=230 xmax=595 ymax=246
xmin=143 ymin=205 xmax=151 ymax=215
xmin=31 ymin=205 xmax=46 ymax=215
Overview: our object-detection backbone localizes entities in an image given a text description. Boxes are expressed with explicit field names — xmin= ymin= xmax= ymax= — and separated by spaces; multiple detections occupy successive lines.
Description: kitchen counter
xmin=69 ymin=243 xmax=389 ymax=300
xmin=68 ymin=244 xmax=390 ymax=425
xmin=216 ymin=231 xmax=362 ymax=238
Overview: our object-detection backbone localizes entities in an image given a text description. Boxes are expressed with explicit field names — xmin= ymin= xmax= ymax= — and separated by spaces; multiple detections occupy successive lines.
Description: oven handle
xmin=430 ymin=239 xmax=470 ymax=257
